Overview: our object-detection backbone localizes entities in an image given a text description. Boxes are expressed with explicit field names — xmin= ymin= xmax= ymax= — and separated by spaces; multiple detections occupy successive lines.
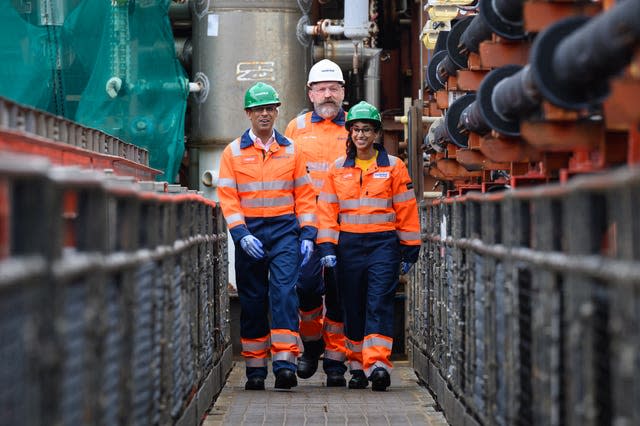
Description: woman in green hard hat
xmin=315 ymin=101 xmax=421 ymax=391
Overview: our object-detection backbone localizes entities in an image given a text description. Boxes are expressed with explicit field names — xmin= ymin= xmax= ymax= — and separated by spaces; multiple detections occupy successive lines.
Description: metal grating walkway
xmin=203 ymin=360 xmax=450 ymax=426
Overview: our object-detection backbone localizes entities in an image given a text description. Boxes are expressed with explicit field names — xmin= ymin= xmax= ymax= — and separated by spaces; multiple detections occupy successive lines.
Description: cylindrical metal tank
xmin=190 ymin=1 xmax=308 ymax=287
xmin=190 ymin=0 xmax=308 ymax=152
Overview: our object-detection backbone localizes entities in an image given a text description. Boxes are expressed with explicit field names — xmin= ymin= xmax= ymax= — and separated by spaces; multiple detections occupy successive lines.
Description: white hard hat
xmin=307 ymin=59 xmax=345 ymax=87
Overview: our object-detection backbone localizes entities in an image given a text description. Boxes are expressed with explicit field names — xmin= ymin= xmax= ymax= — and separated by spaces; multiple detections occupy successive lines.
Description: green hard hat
xmin=346 ymin=101 xmax=382 ymax=129
xmin=244 ymin=82 xmax=281 ymax=109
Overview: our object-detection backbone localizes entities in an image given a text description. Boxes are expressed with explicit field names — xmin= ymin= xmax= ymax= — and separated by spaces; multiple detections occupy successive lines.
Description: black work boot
xmin=274 ymin=369 xmax=298 ymax=390
xmin=370 ymin=368 xmax=390 ymax=391
xmin=348 ymin=370 xmax=368 ymax=389
xmin=297 ymin=353 xmax=319 ymax=379
xmin=244 ymin=376 xmax=265 ymax=390
xmin=326 ymin=372 xmax=346 ymax=387
xmin=297 ymin=339 xmax=324 ymax=379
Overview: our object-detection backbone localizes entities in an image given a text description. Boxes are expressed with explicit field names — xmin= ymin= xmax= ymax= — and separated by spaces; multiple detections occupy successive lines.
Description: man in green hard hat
xmin=217 ymin=82 xmax=318 ymax=391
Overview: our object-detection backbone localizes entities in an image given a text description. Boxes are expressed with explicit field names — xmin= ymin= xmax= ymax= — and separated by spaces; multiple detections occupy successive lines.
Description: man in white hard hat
xmin=284 ymin=59 xmax=349 ymax=387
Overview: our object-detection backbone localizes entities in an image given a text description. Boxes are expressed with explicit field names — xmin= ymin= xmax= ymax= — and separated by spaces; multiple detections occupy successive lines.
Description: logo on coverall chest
xmin=373 ymin=172 xmax=389 ymax=179
xmin=241 ymin=155 xmax=258 ymax=164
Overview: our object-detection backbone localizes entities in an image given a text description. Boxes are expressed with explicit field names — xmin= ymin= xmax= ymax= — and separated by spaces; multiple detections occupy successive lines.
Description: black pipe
xmin=459 ymin=14 xmax=493 ymax=54
xmin=493 ymin=0 xmax=524 ymax=25
xmin=491 ymin=65 xmax=540 ymax=122
xmin=426 ymin=50 xmax=448 ymax=92
xmin=479 ymin=0 xmax=525 ymax=39
xmin=447 ymin=16 xmax=474 ymax=68
xmin=436 ymin=55 xmax=459 ymax=85
xmin=445 ymin=93 xmax=477 ymax=148
xmin=553 ymin=0 xmax=640 ymax=90
xmin=432 ymin=123 xmax=450 ymax=149
xmin=459 ymin=102 xmax=491 ymax=136
xmin=530 ymin=0 xmax=640 ymax=109
xmin=456 ymin=65 xmax=523 ymax=137
xmin=348 ymin=70 xmax=364 ymax=107
xmin=425 ymin=118 xmax=450 ymax=153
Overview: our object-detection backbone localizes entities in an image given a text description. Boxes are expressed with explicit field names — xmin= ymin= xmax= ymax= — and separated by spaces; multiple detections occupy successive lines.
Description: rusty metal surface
xmin=478 ymin=40 xmax=530 ymax=68
xmin=523 ymin=2 xmax=602 ymax=33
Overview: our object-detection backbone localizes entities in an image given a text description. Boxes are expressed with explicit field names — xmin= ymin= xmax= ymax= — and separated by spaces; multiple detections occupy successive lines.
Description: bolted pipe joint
xmin=459 ymin=101 xmax=491 ymax=136
xmin=476 ymin=65 xmax=524 ymax=137
xmin=425 ymin=117 xmax=449 ymax=153
xmin=445 ymin=93 xmax=478 ymax=148
xmin=436 ymin=55 xmax=459 ymax=86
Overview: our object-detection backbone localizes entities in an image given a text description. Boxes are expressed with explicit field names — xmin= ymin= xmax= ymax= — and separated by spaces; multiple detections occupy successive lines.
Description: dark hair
xmin=346 ymin=135 xmax=356 ymax=158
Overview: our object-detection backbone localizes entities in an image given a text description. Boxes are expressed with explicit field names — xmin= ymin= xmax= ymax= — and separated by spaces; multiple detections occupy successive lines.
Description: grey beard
xmin=315 ymin=103 xmax=340 ymax=119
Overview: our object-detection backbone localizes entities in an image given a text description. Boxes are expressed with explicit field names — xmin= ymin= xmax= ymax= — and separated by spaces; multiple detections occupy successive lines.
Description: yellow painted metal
xmin=426 ymin=0 xmax=474 ymax=5
xmin=426 ymin=5 xmax=460 ymax=21
xmin=420 ymin=19 xmax=451 ymax=50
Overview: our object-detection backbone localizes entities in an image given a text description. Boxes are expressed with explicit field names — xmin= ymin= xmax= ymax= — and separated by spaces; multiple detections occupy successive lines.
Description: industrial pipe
xmin=305 ymin=19 xmax=346 ymax=37
xmin=455 ymin=65 xmax=524 ymax=138
xmin=436 ymin=55 xmax=460 ymax=86
xmin=425 ymin=117 xmax=449 ymax=153
xmin=314 ymin=40 xmax=382 ymax=108
xmin=459 ymin=100 xmax=491 ymax=136
xmin=169 ymin=1 xmax=191 ymax=22
xmin=426 ymin=50 xmax=448 ymax=92
xmin=446 ymin=15 xmax=474 ymax=69
xmin=459 ymin=13 xmax=493 ymax=54
xmin=491 ymin=65 xmax=540 ymax=122
xmin=479 ymin=0 xmax=525 ymax=40
xmin=174 ymin=37 xmax=192 ymax=72
xmin=445 ymin=93 xmax=478 ymax=147
xmin=478 ymin=65 xmax=523 ymax=136
xmin=201 ymin=169 xmax=217 ymax=187
xmin=434 ymin=17 xmax=476 ymax=83
xmin=344 ymin=0 xmax=370 ymax=40
xmin=453 ymin=0 xmax=640 ymax=139
xmin=530 ymin=0 xmax=640 ymax=109
xmin=424 ymin=3 xmax=527 ymax=95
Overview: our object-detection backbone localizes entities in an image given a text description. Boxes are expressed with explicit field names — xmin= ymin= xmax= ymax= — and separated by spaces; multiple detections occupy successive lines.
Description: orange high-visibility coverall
xmin=218 ymin=129 xmax=317 ymax=378
xmin=316 ymin=144 xmax=421 ymax=378
xmin=285 ymin=110 xmax=349 ymax=374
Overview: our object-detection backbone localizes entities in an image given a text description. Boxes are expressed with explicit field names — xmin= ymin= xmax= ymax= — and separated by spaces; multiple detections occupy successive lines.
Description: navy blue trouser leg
xmin=337 ymin=232 xmax=400 ymax=343
xmin=237 ymin=217 xmax=303 ymax=378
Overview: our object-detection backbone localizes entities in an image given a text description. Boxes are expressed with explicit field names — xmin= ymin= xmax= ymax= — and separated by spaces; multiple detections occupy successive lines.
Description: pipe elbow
xmin=201 ymin=169 xmax=218 ymax=187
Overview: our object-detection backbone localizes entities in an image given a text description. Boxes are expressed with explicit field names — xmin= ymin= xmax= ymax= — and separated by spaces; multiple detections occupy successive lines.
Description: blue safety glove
xmin=240 ymin=235 xmax=265 ymax=259
xmin=300 ymin=239 xmax=314 ymax=267
xmin=320 ymin=255 xmax=337 ymax=268
xmin=400 ymin=261 xmax=414 ymax=275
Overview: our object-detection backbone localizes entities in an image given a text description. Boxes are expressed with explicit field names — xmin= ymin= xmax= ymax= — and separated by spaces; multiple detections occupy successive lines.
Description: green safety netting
xmin=0 ymin=0 xmax=188 ymax=182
